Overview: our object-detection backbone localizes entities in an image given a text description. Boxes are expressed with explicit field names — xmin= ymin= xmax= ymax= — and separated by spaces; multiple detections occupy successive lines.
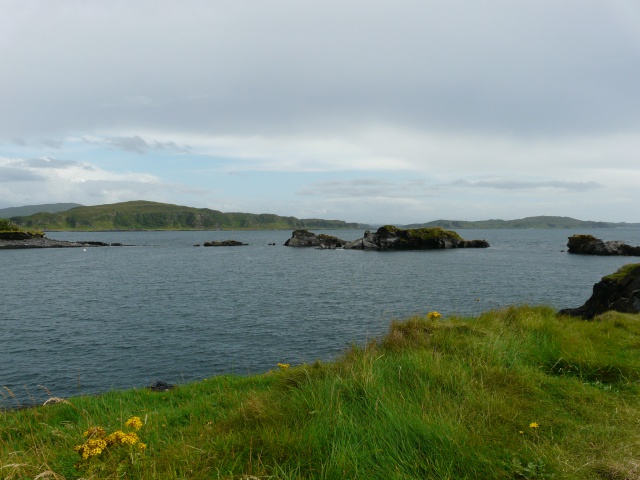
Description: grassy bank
xmin=2 ymin=306 xmax=639 ymax=479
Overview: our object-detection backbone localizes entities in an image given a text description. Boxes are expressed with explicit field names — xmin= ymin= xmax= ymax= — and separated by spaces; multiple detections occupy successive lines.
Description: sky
xmin=1 ymin=1 xmax=639 ymax=225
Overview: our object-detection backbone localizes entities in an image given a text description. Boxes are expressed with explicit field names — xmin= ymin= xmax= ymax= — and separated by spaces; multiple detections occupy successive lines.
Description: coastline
xmin=0 ymin=237 xmax=120 ymax=249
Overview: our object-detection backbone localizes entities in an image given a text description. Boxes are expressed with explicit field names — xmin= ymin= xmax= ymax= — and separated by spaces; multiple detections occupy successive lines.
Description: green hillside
xmin=9 ymin=200 xmax=363 ymax=231
xmin=0 ymin=202 xmax=83 ymax=218
xmin=405 ymin=215 xmax=640 ymax=229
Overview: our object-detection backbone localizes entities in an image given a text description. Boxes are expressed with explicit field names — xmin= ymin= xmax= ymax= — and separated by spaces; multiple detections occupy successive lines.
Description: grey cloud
xmin=83 ymin=136 xmax=191 ymax=154
xmin=23 ymin=157 xmax=84 ymax=169
xmin=106 ymin=136 xmax=150 ymax=154
xmin=0 ymin=167 xmax=47 ymax=182
xmin=39 ymin=139 xmax=63 ymax=149
xmin=10 ymin=137 xmax=27 ymax=146
xmin=454 ymin=179 xmax=603 ymax=191
xmin=1 ymin=2 xmax=639 ymax=139
xmin=298 ymin=178 xmax=430 ymax=198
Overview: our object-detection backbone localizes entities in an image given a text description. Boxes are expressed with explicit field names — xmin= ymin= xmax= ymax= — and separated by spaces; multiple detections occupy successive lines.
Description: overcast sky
xmin=1 ymin=1 xmax=639 ymax=224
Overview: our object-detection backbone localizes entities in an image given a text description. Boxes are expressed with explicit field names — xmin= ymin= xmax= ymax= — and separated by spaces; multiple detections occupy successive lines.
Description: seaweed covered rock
xmin=566 ymin=234 xmax=640 ymax=256
xmin=344 ymin=226 xmax=489 ymax=250
xmin=284 ymin=230 xmax=347 ymax=248
xmin=559 ymin=263 xmax=640 ymax=319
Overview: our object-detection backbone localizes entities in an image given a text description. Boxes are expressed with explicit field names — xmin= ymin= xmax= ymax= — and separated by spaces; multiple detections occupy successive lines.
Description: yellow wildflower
xmin=138 ymin=442 xmax=147 ymax=451
xmin=277 ymin=363 xmax=290 ymax=370
xmin=125 ymin=416 xmax=143 ymax=430
xmin=121 ymin=432 xmax=140 ymax=445
xmin=427 ymin=311 xmax=442 ymax=320
xmin=74 ymin=438 xmax=107 ymax=458
xmin=529 ymin=422 xmax=539 ymax=429
xmin=107 ymin=430 xmax=127 ymax=446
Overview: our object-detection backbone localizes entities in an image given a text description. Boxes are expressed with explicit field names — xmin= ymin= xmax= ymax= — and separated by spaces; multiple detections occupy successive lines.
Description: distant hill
xmin=0 ymin=203 xmax=82 ymax=218
xmin=9 ymin=200 xmax=365 ymax=231
xmin=404 ymin=216 xmax=640 ymax=229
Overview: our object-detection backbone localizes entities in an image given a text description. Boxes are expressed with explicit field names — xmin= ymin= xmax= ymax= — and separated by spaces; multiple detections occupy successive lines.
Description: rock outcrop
xmin=284 ymin=230 xmax=347 ymax=248
xmin=203 ymin=240 xmax=247 ymax=247
xmin=566 ymin=234 xmax=640 ymax=256
xmin=0 ymin=231 xmax=123 ymax=249
xmin=343 ymin=226 xmax=490 ymax=250
xmin=559 ymin=263 xmax=640 ymax=319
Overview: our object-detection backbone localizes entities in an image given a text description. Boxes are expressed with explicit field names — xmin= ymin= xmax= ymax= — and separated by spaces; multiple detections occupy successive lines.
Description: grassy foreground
xmin=2 ymin=306 xmax=639 ymax=479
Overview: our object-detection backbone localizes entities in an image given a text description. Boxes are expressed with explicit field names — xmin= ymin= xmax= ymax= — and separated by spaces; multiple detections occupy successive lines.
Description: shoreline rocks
xmin=566 ymin=234 xmax=640 ymax=256
xmin=559 ymin=263 xmax=640 ymax=319
xmin=344 ymin=226 xmax=490 ymax=250
xmin=0 ymin=231 xmax=124 ymax=249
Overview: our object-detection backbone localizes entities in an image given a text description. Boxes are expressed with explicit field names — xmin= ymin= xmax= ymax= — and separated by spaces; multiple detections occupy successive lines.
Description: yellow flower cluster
xmin=107 ymin=430 xmax=140 ymax=446
xmin=529 ymin=422 xmax=539 ymax=429
xmin=427 ymin=311 xmax=442 ymax=320
xmin=277 ymin=362 xmax=290 ymax=370
xmin=75 ymin=416 xmax=146 ymax=459
xmin=74 ymin=438 xmax=108 ymax=459
xmin=125 ymin=416 xmax=143 ymax=430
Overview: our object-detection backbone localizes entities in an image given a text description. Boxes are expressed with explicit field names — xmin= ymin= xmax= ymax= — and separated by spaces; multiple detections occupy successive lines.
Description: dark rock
xmin=203 ymin=240 xmax=247 ymax=247
xmin=148 ymin=381 xmax=175 ymax=392
xmin=566 ymin=234 xmax=640 ymax=256
xmin=559 ymin=263 xmax=640 ymax=319
xmin=343 ymin=225 xmax=490 ymax=250
xmin=284 ymin=230 xmax=347 ymax=248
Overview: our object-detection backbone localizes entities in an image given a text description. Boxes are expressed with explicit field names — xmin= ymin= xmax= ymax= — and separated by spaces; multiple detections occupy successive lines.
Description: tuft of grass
xmin=602 ymin=263 xmax=640 ymax=283
xmin=2 ymin=306 xmax=639 ymax=479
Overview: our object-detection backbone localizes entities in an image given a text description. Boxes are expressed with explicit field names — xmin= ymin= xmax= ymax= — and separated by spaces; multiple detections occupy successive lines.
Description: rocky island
xmin=566 ymin=234 xmax=640 ymax=256
xmin=560 ymin=263 xmax=640 ymax=318
xmin=284 ymin=230 xmax=347 ymax=248
xmin=202 ymin=240 xmax=248 ymax=247
xmin=284 ymin=226 xmax=489 ymax=250
xmin=344 ymin=225 xmax=489 ymax=250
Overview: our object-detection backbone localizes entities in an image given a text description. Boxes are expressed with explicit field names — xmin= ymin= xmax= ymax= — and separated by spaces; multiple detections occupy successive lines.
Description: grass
xmin=603 ymin=263 xmax=640 ymax=283
xmin=2 ymin=306 xmax=639 ymax=479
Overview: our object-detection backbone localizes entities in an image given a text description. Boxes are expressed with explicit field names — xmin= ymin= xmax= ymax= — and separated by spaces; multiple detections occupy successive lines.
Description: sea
xmin=1 ymin=228 xmax=639 ymax=409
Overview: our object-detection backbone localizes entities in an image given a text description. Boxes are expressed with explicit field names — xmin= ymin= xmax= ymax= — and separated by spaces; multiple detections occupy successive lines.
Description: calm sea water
xmin=2 ymin=228 xmax=639 ymax=408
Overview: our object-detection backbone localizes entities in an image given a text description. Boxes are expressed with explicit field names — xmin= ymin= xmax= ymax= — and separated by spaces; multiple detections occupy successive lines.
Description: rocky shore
xmin=559 ymin=263 xmax=640 ymax=318
xmin=0 ymin=232 xmax=122 ymax=249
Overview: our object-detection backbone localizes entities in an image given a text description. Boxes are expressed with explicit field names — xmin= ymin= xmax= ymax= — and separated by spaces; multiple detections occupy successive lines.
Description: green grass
xmin=2 ymin=306 xmax=639 ymax=479
xmin=603 ymin=263 xmax=640 ymax=283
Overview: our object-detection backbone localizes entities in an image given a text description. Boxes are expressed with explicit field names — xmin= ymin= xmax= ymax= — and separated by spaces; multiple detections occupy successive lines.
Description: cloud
xmin=453 ymin=179 xmax=603 ymax=192
xmin=21 ymin=157 xmax=88 ymax=170
xmin=298 ymin=178 xmax=431 ymax=199
xmin=80 ymin=135 xmax=191 ymax=154
xmin=0 ymin=156 xmax=177 ymax=207
xmin=2 ymin=2 xmax=639 ymax=140
xmin=0 ymin=167 xmax=47 ymax=182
